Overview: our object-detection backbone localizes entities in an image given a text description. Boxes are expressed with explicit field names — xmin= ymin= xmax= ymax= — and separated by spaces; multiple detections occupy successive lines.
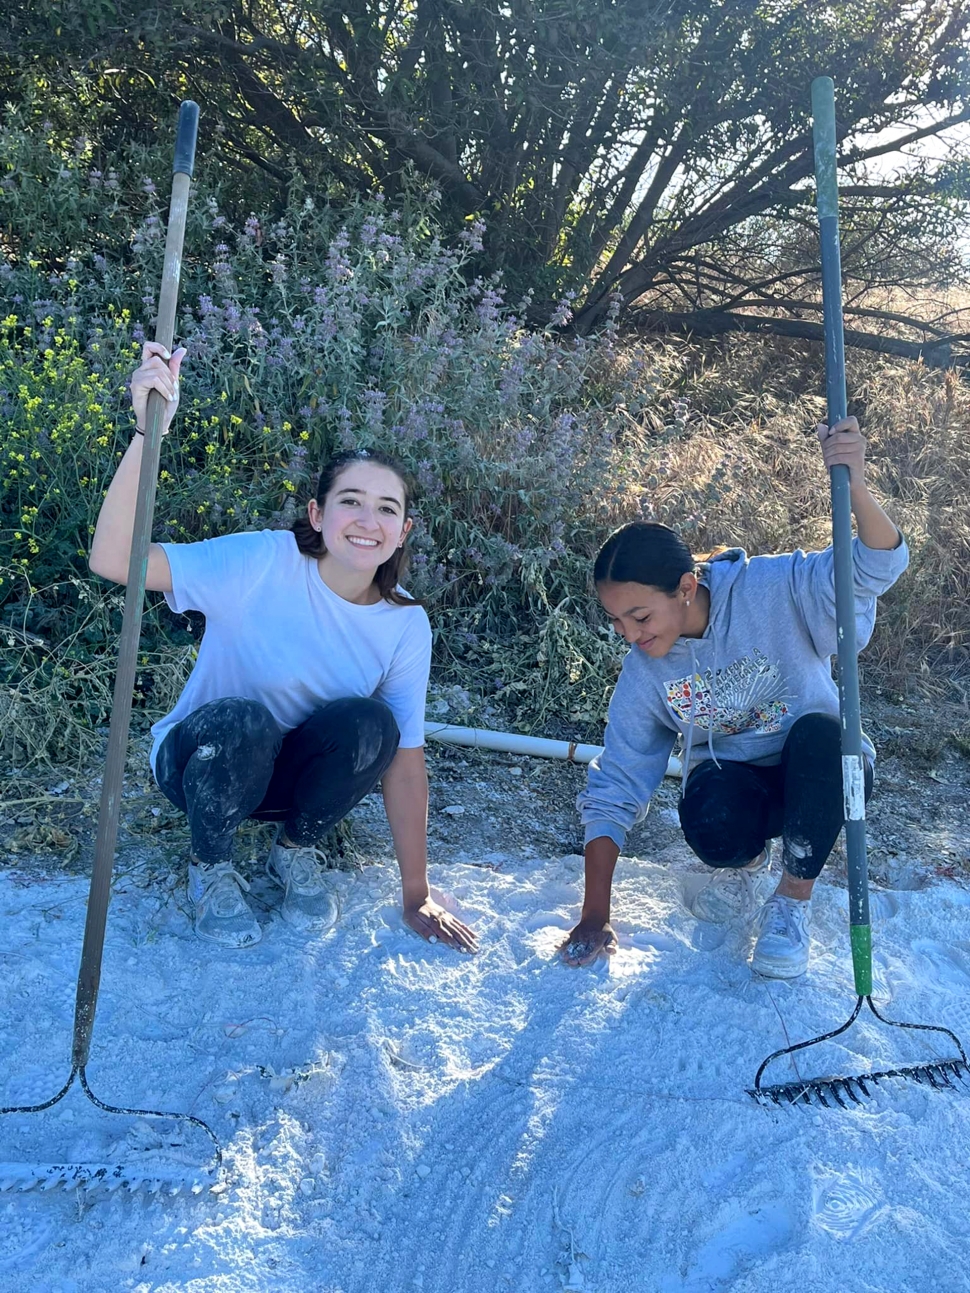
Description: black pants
xmin=155 ymin=697 xmax=400 ymax=865
xmin=677 ymin=713 xmax=873 ymax=880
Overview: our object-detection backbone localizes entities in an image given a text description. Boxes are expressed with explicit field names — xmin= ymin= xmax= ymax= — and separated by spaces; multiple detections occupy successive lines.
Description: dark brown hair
xmin=292 ymin=449 xmax=420 ymax=607
xmin=593 ymin=522 xmax=695 ymax=595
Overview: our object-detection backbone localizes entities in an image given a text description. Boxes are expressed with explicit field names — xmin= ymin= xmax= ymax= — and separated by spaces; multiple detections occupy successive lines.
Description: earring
xmin=685 ymin=599 xmax=691 ymax=606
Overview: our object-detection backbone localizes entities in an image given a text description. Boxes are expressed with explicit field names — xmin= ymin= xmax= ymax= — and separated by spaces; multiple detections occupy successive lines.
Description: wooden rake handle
xmin=72 ymin=102 xmax=200 ymax=1068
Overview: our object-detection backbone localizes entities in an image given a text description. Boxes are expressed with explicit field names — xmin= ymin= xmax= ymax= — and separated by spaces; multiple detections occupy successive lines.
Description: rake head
xmin=0 ymin=1159 xmax=214 ymax=1194
xmin=749 ymin=1057 xmax=970 ymax=1108
xmin=749 ymin=995 xmax=970 ymax=1110
xmin=0 ymin=1065 xmax=224 ymax=1196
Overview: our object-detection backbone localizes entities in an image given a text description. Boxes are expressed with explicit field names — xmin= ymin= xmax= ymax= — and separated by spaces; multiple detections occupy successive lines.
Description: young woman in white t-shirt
xmin=89 ymin=342 xmax=478 ymax=955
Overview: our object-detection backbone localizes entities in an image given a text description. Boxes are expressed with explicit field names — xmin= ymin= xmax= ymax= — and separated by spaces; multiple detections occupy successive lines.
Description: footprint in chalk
xmin=910 ymin=940 xmax=970 ymax=1041
xmin=673 ymin=1203 xmax=793 ymax=1291
xmin=912 ymin=940 xmax=970 ymax=990
xmin=812 ymin=1168 xmax=887 ymax=1240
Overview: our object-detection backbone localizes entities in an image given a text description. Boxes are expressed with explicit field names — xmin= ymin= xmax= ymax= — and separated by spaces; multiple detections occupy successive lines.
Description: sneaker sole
xmin=750 ymin=954 xmax=809 ymax=980
xmin=193 ymin=921 xmax=262 ymax=949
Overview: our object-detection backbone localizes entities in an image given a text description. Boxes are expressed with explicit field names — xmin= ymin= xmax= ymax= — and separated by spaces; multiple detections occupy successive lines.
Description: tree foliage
xmin=3 ymin=0 xmax=969 ymax=340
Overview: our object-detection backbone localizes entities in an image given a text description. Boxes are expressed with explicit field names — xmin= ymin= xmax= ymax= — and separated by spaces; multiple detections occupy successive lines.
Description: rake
xmin=0 ymin=101 xmax=224 ymax=1192
xmin=747 ymin=77 xmax=970 ymax=1108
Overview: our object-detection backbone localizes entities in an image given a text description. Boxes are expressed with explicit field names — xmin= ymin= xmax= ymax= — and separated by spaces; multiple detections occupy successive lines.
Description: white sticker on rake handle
xmin=842 ymin=755 xmax=866 ymax=821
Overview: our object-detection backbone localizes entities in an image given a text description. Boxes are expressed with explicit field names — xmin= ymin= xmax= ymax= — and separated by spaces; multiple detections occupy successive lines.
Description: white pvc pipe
xmin=424 ymin=722 xmax=682 ymax=779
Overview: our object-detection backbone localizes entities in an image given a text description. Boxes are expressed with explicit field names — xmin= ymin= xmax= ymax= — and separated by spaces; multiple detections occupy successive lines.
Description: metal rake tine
xmin=830 ymin=1082 xmax=849 ymax=1109
xmin=843 ymin=1080 xmax=864 ymax=1106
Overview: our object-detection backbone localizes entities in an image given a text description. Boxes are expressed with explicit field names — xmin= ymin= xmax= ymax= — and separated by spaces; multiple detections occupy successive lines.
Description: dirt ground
xmin=2 ymin=690 xmax=968 ymax=904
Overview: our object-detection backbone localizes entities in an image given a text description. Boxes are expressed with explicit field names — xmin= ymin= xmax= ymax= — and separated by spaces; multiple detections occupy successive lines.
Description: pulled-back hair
xmin=292 ymin=449 xmax=420 ymax=607
xmin=593 ymin=522 xmax=695 ymax=595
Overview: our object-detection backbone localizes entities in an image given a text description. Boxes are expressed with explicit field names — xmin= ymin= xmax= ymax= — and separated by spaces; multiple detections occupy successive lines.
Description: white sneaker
xmin=751 ymin=893 xmax=811 ymax=979
xmin=266 ymin=833 xmax=337 ymax=932
xmin=188 ymin=862 xmax=261 ymax=948
xmin=689 ymin=845 xmax=772 ymax=924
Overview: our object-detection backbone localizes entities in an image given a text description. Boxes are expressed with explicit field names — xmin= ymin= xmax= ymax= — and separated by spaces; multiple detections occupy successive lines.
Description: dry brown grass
xmin=639 ymin=333 xmax=970 ymax=698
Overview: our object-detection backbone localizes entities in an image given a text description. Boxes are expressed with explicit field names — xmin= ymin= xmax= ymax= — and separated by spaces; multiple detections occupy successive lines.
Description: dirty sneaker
xmin=689 ymin=845 xmax=772 ymax=924
xmin=188 ymin=861 xmax=261 ymax=948
xmin=266 ymin=832 xmax=337 ymax=932
xmin=750 ymin=893 xmax=811 ymax=979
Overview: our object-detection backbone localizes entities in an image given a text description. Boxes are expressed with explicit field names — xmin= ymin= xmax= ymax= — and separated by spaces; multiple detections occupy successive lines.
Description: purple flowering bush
xmin=0 ymin=121 xmax=688 ymax=764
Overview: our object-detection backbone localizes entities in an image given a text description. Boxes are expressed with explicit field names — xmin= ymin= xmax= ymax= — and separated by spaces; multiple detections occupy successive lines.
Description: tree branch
xmin=626 ymin=308 xmax=970 ymax=367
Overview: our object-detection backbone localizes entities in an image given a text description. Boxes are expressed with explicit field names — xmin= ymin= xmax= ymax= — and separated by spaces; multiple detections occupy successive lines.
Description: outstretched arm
xmin=560 ymin=836 xmax=621 ymax=967
xmin=381 ymin=745 xmax=478 ymax=953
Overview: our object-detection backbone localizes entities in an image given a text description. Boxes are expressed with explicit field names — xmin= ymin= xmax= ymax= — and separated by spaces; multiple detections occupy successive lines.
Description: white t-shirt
xmin=149 ymin=529 xmax=432 ymax=771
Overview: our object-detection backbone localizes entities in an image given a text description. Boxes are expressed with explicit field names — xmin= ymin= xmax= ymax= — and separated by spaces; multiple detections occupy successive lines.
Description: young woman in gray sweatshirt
xmin=562 ymin=416 xmax=908 ymax=979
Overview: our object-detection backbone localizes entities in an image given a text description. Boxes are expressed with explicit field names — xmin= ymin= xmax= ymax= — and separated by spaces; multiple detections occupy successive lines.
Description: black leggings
xmin=677 ymin=713 xmax=873 ymax=881
xmin=155 ymin=697 xmax=400 ymax=865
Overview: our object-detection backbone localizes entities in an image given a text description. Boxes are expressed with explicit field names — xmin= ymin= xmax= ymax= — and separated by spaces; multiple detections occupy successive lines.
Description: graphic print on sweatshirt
xmin=665 ymin=649 xmax=790 ymax=735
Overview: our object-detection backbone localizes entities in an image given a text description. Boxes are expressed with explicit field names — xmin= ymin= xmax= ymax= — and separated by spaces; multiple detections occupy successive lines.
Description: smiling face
xmin=308 ymin=461 xmax=412 ymax=577
xmin=597 ymin=577 xmax=694 ymax=658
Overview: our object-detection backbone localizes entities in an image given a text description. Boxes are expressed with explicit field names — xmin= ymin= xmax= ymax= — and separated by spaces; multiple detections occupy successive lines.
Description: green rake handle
xmin=72 ymin=101 xmax=200 ymax=1068
xmin=811 ymin=77 xmax=872 ymax=997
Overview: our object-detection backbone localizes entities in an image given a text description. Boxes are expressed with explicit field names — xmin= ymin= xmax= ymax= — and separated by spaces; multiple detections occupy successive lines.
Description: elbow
xmin=88 ymin=549 xmax=123 ymax=585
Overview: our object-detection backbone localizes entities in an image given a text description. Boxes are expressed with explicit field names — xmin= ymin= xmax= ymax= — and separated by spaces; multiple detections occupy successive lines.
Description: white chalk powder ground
xmin=2 ymin=843 xmax=970 ymax=1293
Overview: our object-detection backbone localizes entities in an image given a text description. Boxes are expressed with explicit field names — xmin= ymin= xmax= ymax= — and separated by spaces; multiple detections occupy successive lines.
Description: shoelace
xmin=738 ymin=848 xmax=770 ymax=920
xmin=758 ymin=896 xmax=806 ymax=941
xmin=285 ymin=848 xmax=326 ymax=892
xmin=200 ymin=864 xmax=252 ymax=916
xmin=738 ymin=868 xmax=760 ymax=922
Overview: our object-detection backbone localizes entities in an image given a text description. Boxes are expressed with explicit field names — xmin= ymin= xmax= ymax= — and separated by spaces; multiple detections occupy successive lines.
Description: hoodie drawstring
xmin=680 ymin=643 xmax=699 ymax=799
xmin=707 ymin=637 xmax=721 ymax=769
xmin=681 ymin=638 xmax=721 ymax=801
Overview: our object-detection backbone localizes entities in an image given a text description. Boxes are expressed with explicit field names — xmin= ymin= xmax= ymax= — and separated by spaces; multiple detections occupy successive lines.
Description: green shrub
xmin=5 ymin=120 xmax=964 ymax=776
xmin=1 ymin=123 xmax=689 ymax=768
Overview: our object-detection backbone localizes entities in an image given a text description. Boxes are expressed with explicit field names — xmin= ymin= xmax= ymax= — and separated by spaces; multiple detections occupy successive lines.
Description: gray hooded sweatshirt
xmin=578 ymin=536 xmax=909 ymax=850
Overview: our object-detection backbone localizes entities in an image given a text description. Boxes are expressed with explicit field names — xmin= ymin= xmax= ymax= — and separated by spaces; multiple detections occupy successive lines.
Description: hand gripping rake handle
xmin=811 ymin=77 xmax=872 ymax=997
xmin=746 ymin=83 xmax=970 ymax=1106
xmin=73 ymin=101 xmax=200 ymax=1068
